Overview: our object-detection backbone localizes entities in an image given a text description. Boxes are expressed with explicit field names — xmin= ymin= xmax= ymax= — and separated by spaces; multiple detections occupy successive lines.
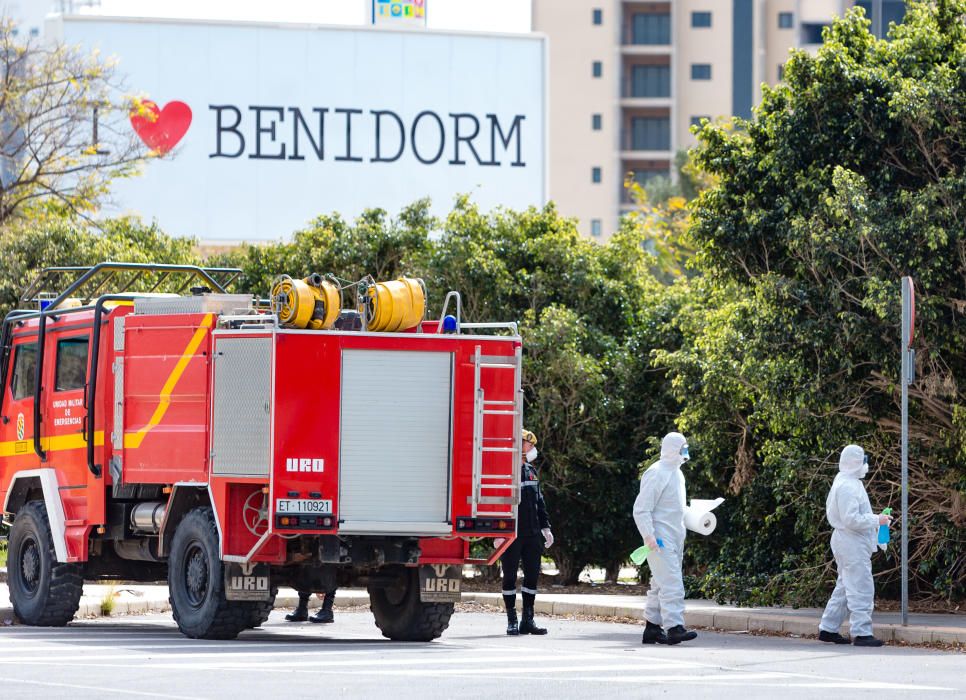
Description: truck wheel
xmin=369 ymin=566 xmax=454 ymax=641
xmin=8 ymin=501 xmax=83 ymax=626
xmin=243 ymin=587 xmax=278 ymax=629
xmin=168 ymin=507 xmax=263 ymax=639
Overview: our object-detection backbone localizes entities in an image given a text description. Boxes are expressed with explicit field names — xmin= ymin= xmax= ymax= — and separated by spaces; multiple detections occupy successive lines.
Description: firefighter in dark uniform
xmin=498 ymin=429 xmax=554 ymax=635
xmin=285 ymin=588 xmax=337 ymax=623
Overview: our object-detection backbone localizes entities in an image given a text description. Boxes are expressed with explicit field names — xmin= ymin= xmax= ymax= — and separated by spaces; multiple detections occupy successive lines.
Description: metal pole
xmin=900 ymin=277 xmax=911 ymax=626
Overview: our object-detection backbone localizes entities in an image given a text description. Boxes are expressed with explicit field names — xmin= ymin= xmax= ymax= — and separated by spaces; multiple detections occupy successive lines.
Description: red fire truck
xmin=0 ymin=263 xmax=521 ymax=640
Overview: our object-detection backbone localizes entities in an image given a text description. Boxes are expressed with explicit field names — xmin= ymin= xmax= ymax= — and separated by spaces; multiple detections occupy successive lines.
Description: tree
xmin=663 ymin=1 xmax=966 ymax=605
xmin=227 ymin=200 xmax=435 ymax=301
xmin=623 ymin=149 xmax=713 ymax=283
xmin=0 ymin=215 xmax=199 ymax=316
xmin=0 ymin=19 xmax=147 ymax=224
xmin=427 ymin=200 xmax=682 ymax=583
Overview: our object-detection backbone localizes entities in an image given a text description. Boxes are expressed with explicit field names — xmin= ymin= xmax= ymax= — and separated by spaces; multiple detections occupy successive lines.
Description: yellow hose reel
xmin=363 ymin=277 xmax=426 ymax=332
xmin=271 ymin=273 xmax=340 ymax=330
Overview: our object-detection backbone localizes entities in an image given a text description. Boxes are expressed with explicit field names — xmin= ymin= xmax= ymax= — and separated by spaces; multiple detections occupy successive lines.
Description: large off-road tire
xmin=8 ymin=501 xmax=83 ymax=626
xmin=168 ymin=507 xmax=270 ymax=639
xmin=243 ymin=587 xmax=278 ymax=630
xmin=369 ymin=566 xmax=454 ymax=641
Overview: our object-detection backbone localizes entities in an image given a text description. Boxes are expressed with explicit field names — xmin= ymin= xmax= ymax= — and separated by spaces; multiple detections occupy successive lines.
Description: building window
xmin=631 ymin=170 xmax=668 ymax=190
xmin=592 ymin=167 xmax=602 ymax=184
xmin=801 ymin=23 xmax=828 ymax=44
xmin=689 ymin=115 xmax=709 ymax=129
xmin=630 ymin=65 xmax=671 ymax=98
xmin=630 ymin=117 xmax=671 ymax=151
xmin=29 ymin=27 xmax=39 ymax=37
xmin=777 ymin=63 xmax=785 ymax=81
xmin=590 ymin=219 xmax=602 ymax=237
xmin=593 ymin=8 xmax=603 ymax=25
xmin=592 ymin=61 xmax=603 ymax=78
xmin=778 ymin=12 xmax=794 ymax=29
xmin=691 ymin=11 xmax=712 ymax=28
xmin=859 ymin=1 xmax=906 ymax=39
xmin=55 ymin=337 xmax=89 ymax=392
xmin=882 ymin=1 xmax=907 ymax=30
xmin=631 ymin=13 xmax=671 ymax=45
xmin=592 ymin=114 xmax=602 ymax=130
xmin=691 ymin=63 xmax=712 ymax=80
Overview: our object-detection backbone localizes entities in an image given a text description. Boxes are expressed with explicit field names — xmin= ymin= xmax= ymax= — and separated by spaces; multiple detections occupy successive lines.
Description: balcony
xmin=798 ymin=0 xmax=842 ymax=24
xmin=623 ymin=3 xmax=671 ymax=48
xmin=620 ymin=96 xmax=673 ymax=109
xmin=620 ymin=149 xmax=673 ymax=162
xmin=621 ymin=44 xmax=672 ymax=56
xmin=622 ymin=58 xmax=671 ymax=107
xmin=621 ymin=159 xmax=673 ymax=204
xmin=621 ymin=108 xmax=672 ymax=160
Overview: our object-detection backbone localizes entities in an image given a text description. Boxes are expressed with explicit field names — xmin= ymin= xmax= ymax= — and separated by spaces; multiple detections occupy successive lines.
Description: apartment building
xmin=533 ymin=0 xmax=907 ymax=240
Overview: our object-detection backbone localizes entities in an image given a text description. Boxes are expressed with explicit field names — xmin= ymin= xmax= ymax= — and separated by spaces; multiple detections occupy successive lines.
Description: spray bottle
xmin=630 ymin=539 xmax=664 ymax=565
xmin=877 ymin=507 xmax=892 ymax=548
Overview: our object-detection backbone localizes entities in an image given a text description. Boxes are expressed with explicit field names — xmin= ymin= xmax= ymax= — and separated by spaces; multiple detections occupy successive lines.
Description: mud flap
xmin=418 ymin=564 xmax=462 ymax=603
xmin=224 ymin=562 xmax=272 ymax=601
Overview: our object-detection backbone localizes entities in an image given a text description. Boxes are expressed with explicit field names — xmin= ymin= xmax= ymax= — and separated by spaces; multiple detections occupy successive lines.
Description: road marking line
xmin=0 ymin=651 xmax=627 ymax=665
xmin=576 ymin=675 xmax=956 ymax=691
xmin=2 ymin=677 xmax=207 ymax=699
xmin=573 ymin=672 xmax=956 ymax=692
xmin=778 ymin=681 xmax=956 ymax=691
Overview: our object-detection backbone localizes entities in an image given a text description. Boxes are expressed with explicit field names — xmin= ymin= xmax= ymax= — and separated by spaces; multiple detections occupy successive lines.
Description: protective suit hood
xmin=659 ymin=432 xmax=688 ymax=469
xmin=839 ymin=444 xmax=868 ymax=479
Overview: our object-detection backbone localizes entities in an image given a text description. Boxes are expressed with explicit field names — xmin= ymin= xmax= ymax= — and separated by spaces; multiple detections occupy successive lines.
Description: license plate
xmin=275 ymin=498 xmax=332 ymax=514
xmin=418 ymin=564 xmax=462 ymax=603
xmin=224 ymin=563 xmax=272 ymax=601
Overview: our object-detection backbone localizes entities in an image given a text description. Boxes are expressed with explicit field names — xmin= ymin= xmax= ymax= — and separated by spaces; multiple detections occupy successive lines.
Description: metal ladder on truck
xmin=470 ymin=344 xmax=523 ymax=520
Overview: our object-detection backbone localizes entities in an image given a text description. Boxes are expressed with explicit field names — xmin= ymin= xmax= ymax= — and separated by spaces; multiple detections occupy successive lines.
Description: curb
xmin=458 ymin=593 xmax=966 ymax=646
xmin=2 ymin=590 xmax=963 ymax=645
xmin=0 ymin=590 xmax=369 ymax=625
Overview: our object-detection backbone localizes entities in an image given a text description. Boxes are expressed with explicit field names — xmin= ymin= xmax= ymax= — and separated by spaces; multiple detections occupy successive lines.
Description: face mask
xmin=525 ymin=447 xmax=538 ymax=463
xmin=680 ymin=445 xmax=690 ymax=462
xmin=860 ymin=454 xmax=869 ymax=478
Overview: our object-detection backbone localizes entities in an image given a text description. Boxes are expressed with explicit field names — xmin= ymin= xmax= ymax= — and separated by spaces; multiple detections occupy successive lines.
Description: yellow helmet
xmin=522 ymin=429 xmax=537 ymax=446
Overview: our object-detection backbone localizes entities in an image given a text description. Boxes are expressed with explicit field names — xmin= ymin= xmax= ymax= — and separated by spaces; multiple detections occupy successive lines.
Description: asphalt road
xmin=0 ymin=609 xmax=961 ymax=699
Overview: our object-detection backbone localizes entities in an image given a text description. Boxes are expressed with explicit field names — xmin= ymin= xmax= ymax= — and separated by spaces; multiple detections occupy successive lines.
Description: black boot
xmin=642 ymin=620 xmax=668 ymax=645
xmin=285 ymin=592 xmax=311 ymax=622
xmin=853 ymin=635 xmax=885 ymax=647
xmin=506 ymin=608 xmax=519 ymax=636
xmin=519 ymin=606 xmax=548 ymax=635
xmin=819 ymin=630 xmax=850 ymax=644
xmin=310 ymin=590 xmax=335 ymax=623
xmin=503 ymin=593 xmax=518 ymax=635
xmin=666 ymin=625 xmax=697 ymax=645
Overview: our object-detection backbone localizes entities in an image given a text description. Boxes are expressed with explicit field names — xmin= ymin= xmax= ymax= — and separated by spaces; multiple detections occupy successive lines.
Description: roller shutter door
xmin=339 ymin=349 xmax=452 ymax=533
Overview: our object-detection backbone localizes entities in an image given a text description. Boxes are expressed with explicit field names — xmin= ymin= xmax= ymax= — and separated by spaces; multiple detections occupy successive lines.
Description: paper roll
xmin=684 ymin=509 xmax=716 ymax=536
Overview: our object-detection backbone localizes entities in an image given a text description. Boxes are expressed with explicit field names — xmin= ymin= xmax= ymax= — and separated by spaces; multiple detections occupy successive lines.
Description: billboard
xmin=48 ymin=16 xmax=546 ymax=242
xmin=372 ymin=0 xmax=427 ymax=27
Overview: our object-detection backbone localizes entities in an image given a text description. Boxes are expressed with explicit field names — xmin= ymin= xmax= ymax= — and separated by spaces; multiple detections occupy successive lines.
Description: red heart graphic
xmin=130 ymin=100 xmax=192 ymax=155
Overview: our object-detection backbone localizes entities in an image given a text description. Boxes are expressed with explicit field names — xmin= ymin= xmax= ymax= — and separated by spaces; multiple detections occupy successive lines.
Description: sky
xmin=88 ymin=0 xmax=533 ymax=34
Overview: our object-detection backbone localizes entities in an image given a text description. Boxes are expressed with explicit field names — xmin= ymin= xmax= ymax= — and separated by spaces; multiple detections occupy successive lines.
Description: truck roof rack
xmin=19 ymin=262 xmax=242 ymax=309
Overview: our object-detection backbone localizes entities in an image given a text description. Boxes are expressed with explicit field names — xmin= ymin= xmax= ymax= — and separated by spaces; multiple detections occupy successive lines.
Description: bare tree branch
xmin=0 ymin=19 xmax=149 ymax=222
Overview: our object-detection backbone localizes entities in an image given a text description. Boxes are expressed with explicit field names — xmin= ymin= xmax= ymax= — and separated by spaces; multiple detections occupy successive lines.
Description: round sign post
xmin=900 ymin=276 xmax=915 ymax=626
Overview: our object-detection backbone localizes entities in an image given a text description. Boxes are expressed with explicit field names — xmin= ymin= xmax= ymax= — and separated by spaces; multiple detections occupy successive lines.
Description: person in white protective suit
xmin=633 ymin=432 xmax=698 ymax=645
xmin=818 ymin=444 xmax=892 ymax=647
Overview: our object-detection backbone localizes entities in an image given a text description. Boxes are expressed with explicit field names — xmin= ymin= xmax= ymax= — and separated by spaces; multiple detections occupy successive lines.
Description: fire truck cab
xmin=0 ymin=263 xmax=521 ymax=640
